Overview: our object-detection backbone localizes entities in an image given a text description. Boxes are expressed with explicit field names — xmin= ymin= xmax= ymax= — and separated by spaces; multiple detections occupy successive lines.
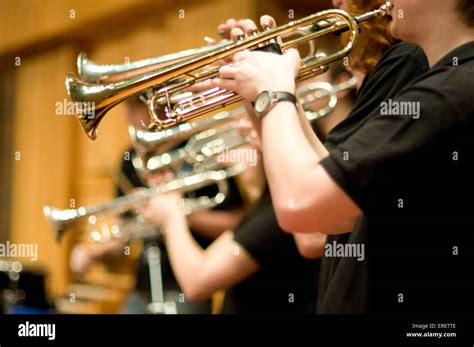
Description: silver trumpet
xmin=44 ymin=164 xmax=246 ymax=241
xmin=88 ymin=217 xmax=161 ymax=243
xmin=300 ymin=76 xmax=358 ymax=121
xmin=130 ymin=107 xmax=250 ymax=175
xmin=129 ymin=107 xmax=244 ymax=157
xmin=132 ymin=125 xmax=249 ymax=176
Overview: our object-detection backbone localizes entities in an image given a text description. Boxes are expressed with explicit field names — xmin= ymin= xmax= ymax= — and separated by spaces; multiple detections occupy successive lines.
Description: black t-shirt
xmin=326 ymin=43 xmax=430 ymax=146
xmin=221 ymin=189 xmax=320 ymax=314
xmin=118 ymin=148 xmax=244 ymax=291
xmin=317 ymin=43 xmax=430 ymax=313
xmin=321 ymin=42 xmax=474 ymax=313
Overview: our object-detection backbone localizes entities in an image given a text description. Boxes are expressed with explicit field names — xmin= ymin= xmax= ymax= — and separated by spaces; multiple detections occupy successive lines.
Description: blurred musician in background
xmin=135 ymin=17 xmax=362 ymax=313
xmin=141 ymin=144 xmax=321 ymax=314
xmin=70 ymin=96 xmax=247 ymax=314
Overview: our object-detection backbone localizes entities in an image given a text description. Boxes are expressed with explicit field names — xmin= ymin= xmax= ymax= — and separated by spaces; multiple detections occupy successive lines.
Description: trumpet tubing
xmin=133 ymin=125 xmax=249 ymax=177
xmin=66 ymin=3 xmax=392 ymax=140
xmin=129 ymin=74 xmax=359 ymax=181
xmin=88 ymin=218 xmax=160 ymax=243
xmin=130 ymin=75 xmax=359 ymax=167
xmin=43 ymin=165 xmax=246 ymax=241
xmin=129 ymin=108 xmax=243 ymax=156
xmin=299 ymin=76 xmax=358 ymax=120
xmin=78 ymin=40 xmax=230 ymax=83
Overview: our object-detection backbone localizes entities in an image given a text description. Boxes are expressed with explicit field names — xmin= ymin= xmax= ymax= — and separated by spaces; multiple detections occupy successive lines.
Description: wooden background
xmin=0 ymin=0 xmax=331 ymax=311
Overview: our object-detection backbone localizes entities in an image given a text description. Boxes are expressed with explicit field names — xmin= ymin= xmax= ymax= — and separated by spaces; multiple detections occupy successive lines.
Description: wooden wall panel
xmin=0 ymin=69 xmax=15 ymax=243
xmin=0 ymin=0 xmax=149 ymax=54
xmin=9 ymin=45 xmax=76 ymax=297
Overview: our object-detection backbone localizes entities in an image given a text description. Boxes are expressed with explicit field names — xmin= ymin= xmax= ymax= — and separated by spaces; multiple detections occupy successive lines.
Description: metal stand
xmin=145 ymin=245 xmax=177 ymax=314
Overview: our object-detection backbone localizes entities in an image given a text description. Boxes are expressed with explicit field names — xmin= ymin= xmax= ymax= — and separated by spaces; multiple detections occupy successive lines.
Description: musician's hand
xmin=217 ymin=18 xmax=255 ymax=40
xmin=189 ymin=16 xmax=280 ymax=94
xmin=70 ymin=244 xmax=97 ymax=275
xmin=186 ymin=19 xmax=244 ymax=92
xmin=226 ymin=16 xmax=281 ymax=43
xmin=332 ymin=0 xmax=349 ymax=11
xmin=142 ymin=191 xmax=183 ymax=228
xmin=212 ymin=48 xmax=300 ymax=103
xmin=146 ymin=168 xmax=176 ymax=190
xmin=236 ymin=117 xmax=262 ymax=151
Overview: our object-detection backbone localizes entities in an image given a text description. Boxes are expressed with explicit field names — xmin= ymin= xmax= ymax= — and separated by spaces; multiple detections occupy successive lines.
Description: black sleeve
xmin=321 ymin=76 xmax=465 ymax=214
xmin=213 ymin=176 xmax=244 ymax=210
xmin=327 ymin=43 xmax=429 ymax=145
xmin=357 ymin=43 xmax=429 ymax=106
xmin=233 ymin=194 xmax=298 ymax=267
xmin=193 ymin=175 xmax=244 ymax=211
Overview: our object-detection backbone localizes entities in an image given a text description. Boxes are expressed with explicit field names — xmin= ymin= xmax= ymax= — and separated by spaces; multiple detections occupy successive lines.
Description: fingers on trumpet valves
xmin=230 ymin=28 xmax=246 ymax=43
xmin=241 ymin=19 xmax=260 ymax=37
xmin=217 ymin=18 xmax=238 ymax=40
xmin=260 ymin=15 xmax=277 ymax=30
xmin=260 ymin=15 xmax=283 ymax=46
xmin=225 ymin=27 xmax=245 ymax=64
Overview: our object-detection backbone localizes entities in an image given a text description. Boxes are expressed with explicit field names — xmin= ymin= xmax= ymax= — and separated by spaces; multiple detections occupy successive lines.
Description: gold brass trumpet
xmin=77 ymin=40 xmax=231 ymax=83
xmin=44 ymin=164 xmax=246 ymax=241
xmin=66 ymin=3 xmax=392 ymax=140
xmin=77 ymin=30 xmax=315 ymax=84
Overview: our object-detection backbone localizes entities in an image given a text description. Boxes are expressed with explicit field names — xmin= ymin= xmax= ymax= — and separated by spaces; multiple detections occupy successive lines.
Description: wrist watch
xmin=253 ymin=90 xmax=297 ymax=118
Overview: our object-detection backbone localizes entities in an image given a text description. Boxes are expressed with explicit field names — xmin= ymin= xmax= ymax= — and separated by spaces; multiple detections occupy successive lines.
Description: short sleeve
xmin=233 ymin=201 xmax=298 ymax=267
xmin=321 ymin=81 xmax=464 ymax=214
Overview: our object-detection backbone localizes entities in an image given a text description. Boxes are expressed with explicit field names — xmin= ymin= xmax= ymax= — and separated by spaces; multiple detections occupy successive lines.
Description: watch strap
xmin=272 ymin=91 xmax=297 ymax=105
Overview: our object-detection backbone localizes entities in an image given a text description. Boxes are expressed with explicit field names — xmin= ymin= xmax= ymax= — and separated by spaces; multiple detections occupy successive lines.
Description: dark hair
xmin=344 ymin=0 xmax=400 ymax=74
xmin=457 ymin=0 xmax=474 ymax=27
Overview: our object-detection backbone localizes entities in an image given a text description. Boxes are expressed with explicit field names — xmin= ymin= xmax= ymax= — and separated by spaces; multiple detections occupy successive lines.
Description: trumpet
xmin=77 ymin=40 xmax=231 ymax=83
xmin=129 ymin=108 xmax=243 ymax=160
xmin=129 ymin=75 xmax=359 ymax=174
xmin=66 ymin=3 xmax=392 ymax=139
xmin=132 ymin=123 xmax=249 ymax=177
xmin=44 ymin=164 xmax=246 ymax=241
xmin=88 ymin=217 xmax=160 ymax=243
xmin=300 ymin=76 xmax=358 ymax=120
xmin=77 ymin=29 xmax=316 ymax=84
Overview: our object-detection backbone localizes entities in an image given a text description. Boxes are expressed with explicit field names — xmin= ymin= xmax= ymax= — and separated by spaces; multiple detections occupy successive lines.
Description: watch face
xmin=255 ymin=91 xmax=271 ymax=114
